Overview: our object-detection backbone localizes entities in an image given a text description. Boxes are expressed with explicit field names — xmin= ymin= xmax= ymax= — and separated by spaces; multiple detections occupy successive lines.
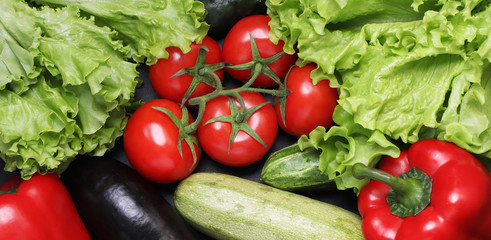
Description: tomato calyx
xmin=152 ymin=106 xmax=200 ymax=170
xmin=180 ymin=43 xmax=290 ymax=140
xmin=0 ymin=187 xmax=16 ymax=195
xmin=272 ymin=75 xmax=292 ymax=126
xmin=226 ymin=33 xmax=286 ymax=87
xmin=352 ymin=162 xmax=432 ymax=217
xmin=161 ymin=34 xmax=294 ymax=159
xmin=185 ymin=85 xmax=283 ymax=154
xmin=172 ymin=46 xmax=226 ymax=106
xmin=204 ymin=96 xmax=269 ymax=153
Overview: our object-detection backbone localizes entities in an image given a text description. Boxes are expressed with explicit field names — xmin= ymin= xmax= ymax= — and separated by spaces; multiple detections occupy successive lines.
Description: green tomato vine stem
xmin=166 ymin=32 xmax=293 ymax=155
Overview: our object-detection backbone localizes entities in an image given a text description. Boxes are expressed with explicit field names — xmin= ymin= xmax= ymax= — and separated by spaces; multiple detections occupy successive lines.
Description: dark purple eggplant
xmin=61 ymin=155 xmax=200 ymax=240
xmin=201 ymin=0 xmax=267 ymax=38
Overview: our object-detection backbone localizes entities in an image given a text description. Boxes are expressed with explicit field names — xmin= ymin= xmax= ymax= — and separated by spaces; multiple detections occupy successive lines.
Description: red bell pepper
xmin=353 ymin=139 xmax=491 ymax=240
xmin=0 ymin=173 xmax=91 ymax=240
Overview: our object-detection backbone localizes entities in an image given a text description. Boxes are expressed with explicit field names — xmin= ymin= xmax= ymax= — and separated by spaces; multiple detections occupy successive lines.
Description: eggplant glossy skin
xmin=202 ymin=0 xmax=267 ymax=38
xmin=61 ymin=156 xmax=200 ymax=240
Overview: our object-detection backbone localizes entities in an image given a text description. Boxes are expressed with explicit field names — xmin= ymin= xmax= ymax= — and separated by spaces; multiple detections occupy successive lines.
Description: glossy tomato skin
xmin=149 ymin=36 xmax=224 ymax=105
xmin=123 ymin=99 xmax=200 ymax=184
xmin=197 ymin=92 xmax=278 ymax=166
xmin=275 ymin=63 xmax=339 ymax=136
xmin=222 ymin=15 xmax=296 ymax=87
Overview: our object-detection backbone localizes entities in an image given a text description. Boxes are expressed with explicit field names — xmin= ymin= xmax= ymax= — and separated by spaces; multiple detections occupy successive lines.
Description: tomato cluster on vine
xmin=123 ymin=15 xmax=339 ymax=184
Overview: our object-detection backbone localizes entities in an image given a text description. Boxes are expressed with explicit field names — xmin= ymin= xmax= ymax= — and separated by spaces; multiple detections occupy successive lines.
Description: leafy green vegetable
xmin=298 ymin=106 xmax=400 ymax=191
xmin=0 ymin=0 xmax=41 ymax=94
xmin=0 ymin=0 xmax=139 ymax=179
xmin=32 ymin=0 xmax=210 ymax=65
xmin=0 ymin=0 xmax=208 ymax=179
xmin=267 ymin=0 xmax=491 ymax=192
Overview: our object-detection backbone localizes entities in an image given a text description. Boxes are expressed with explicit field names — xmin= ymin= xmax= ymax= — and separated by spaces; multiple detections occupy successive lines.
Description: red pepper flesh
xmin=0 ymin=173 xmax=91 ymax=240
xmin=358 ymin=139 xmax=491 ymax=240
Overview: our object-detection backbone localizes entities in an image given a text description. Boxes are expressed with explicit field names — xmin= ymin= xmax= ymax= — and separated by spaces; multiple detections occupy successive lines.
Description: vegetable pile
xmin=266 ymin=0 xmax=491 ymax=191
xmin=0 ymin=0 xmax=208 ymax=179
xmin=124 ymin=14 xmax=302 ymax=183
xmin=1 ymin=0 xmax=491 ymax=240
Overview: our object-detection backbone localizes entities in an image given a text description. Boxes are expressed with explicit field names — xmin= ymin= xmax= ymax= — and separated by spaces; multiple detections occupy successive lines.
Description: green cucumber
xmin=261 ymin=143 xmax=336 ymax=192
xmin=174 ymin=172 xmax=363 ymax=240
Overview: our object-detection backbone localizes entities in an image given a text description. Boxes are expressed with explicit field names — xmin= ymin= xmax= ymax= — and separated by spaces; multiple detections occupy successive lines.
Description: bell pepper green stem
xmin=352 ymin=163 xmax=412 ymax=194
xmin=352 ymin=163 xmax=432 ymax=217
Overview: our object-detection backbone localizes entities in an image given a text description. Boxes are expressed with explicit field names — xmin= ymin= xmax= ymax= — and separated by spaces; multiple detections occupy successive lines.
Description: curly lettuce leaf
xmin=437 ymin=61 xmax=491 ymax=156
xmin=298 ymin=107 xmax=400 ymax=193
xmin=267 ymin=0 xmax=491 ymax=190
xmin=33 ymin=0 xmax=209 ymax=65
xmin=0 ymin=1 xmax=139 ymax=179
xmin=0 ymin=0 xmax=41 ymax=94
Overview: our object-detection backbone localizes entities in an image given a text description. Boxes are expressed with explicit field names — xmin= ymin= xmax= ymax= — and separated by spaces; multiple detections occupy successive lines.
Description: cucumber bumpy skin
xmin=174 ymin=172 xmax=364 ymax=240
xmin=261 ymin=143 xmax=336 ymax=192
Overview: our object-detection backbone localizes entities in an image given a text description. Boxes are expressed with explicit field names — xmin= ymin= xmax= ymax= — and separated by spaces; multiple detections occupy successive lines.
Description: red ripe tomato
xmin=197 ymin=92 xmax=278 ymax=166
xmin=123 ymin=99 xmax=200 ymax=184
xmin=275 ymin=63 xmax=339 ymax=136
xmin=222 ymin=15 xmax=296 ymax=88
xmin=149 ymin=36 xmax=224 ymax=105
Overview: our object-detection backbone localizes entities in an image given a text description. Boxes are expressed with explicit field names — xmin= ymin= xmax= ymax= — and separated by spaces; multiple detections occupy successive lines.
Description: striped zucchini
xmin=261 ymin=143 xmax=336 ymax=192
xmin=174 ymin=172 xmax=363 ymax=240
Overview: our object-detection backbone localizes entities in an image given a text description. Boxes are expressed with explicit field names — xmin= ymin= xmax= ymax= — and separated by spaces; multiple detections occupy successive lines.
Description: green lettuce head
xmin=0 ymin=0 xmax=208 ymax=179
xmin=267 ymin=0 xmax=491 ymax=191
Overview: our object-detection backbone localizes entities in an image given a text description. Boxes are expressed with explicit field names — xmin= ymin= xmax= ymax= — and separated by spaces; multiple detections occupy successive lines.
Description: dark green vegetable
xmin=261 ymin=143 xmax=335 ymax=192
xmin=61 ymin=156 xmax=200 ymax=240
xmin=201 ymin=0 xmax=267 ymax=38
